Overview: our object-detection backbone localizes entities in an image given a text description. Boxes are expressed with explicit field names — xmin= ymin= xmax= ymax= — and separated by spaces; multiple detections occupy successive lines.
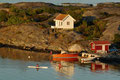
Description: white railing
xmin=51 ymin=26 xmax=56 ymax=28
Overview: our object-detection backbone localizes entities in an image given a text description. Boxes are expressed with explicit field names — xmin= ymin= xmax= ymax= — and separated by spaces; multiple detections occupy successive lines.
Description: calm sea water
xmin=0 ymin=0 xmax=120 ymax=5
xmin=0 ymin=48 xmax=120 ymax=80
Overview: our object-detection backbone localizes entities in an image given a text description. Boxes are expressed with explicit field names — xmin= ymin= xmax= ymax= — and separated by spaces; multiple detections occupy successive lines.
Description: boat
xmin=28 ymin=66 xmax=48 ymax=69
xmin=52 ymin=53 xmax=78 ymax=58
xmin=52 ymin=57 xmax=78 ymax=62
xmin=52 ymin=50 xmax=78 ymax=59
xmin=78 ymin=51 xmax=100 ymax=63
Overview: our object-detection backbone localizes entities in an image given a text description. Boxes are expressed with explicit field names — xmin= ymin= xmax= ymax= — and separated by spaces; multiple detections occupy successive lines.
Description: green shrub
xmin=113 ymin=34 xmax=120 ymax=48
xmin=33 ymin=15 xmax=49 ymax=22
xmin=33 ymin=8 xmax=43 ymax=14
xmin=74 ymin=19 xmax=106 ymax=40
xmin=42 ymin=7 xmax=57 ymax=14
xmin=7 ymin=16 xmax=24 ymax=25
xmin=26 ymin=8 xmax=37 ymax=16
xmin=0 ymin=10 xmax=8 ymax=22
xmin=10 ymin=6 xmax=20 ymax=13
xmin=114 ymin=34 xmax=120 ymax=43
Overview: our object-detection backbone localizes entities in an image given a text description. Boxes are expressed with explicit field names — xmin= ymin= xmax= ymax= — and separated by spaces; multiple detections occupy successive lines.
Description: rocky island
xmin=0 ymin=2 xmax=119 ymax=53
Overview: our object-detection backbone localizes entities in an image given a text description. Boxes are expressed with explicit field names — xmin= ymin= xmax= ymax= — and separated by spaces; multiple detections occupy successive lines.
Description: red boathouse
xmin=90 ymin=41 xmax=111 ymax=53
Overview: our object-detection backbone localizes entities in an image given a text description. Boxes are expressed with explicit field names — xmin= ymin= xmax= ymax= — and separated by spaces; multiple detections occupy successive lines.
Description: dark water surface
xmin=0 ymin=0 xmax=120 ymax=5
xmin=0 ymin=48 xmax=120 ymax=80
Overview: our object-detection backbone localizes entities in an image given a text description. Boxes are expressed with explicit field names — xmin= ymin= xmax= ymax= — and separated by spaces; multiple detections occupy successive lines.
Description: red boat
xmin=52 ymin=58 xmax=78 ymax=62
xmin=52 ymin=53 xmax=78 ymax=58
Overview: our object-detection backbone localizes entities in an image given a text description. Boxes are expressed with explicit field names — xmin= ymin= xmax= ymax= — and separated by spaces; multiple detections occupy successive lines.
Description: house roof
xmin=54 ymin=14 xmax=68 ymax=20
xmin=92 ymin=41 xmax=111 ymax=45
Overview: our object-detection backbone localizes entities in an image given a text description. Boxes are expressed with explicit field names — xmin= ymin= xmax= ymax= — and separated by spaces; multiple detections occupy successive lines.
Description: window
xmin=93 ymin=44 xmax=95 ymax=49
xmin=59 ymin=22 xmax=62 ymax=26
xmin=61 ymin=22 xmax=62 ymax=26
xmin=67 ymin=22 xmax=70 ymax=25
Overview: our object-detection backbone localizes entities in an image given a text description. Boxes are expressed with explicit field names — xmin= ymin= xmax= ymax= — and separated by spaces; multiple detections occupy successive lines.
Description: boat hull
xmin=52 ymin=54 xmax=78 ymax=58
xmin=52 ymin=58 xmax=78 ymax=62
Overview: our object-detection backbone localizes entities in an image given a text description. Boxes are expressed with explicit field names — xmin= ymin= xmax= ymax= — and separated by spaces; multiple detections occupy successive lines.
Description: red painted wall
xmin=95 ymin=46 xmax=102 ymax=50
xmin=90 ymin=42 xmax=110 ymax=53
xmin=105 ymin=45 xmax=109 ymax=51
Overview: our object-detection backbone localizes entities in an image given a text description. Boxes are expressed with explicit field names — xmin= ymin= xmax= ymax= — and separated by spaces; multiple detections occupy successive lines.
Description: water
xmin=0 ymin=0 xmax=120 ymax=5
xmin=0 ymin=48 xmax=120 ymax=80
xmin=0 ymin=58 xmax=120 ymax=80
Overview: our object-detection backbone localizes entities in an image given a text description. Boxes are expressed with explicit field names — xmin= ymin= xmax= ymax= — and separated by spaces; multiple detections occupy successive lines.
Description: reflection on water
xmin=0 ymin=47 xmax=50 ymax=61
xmin=91 ymin=61 xmax=109 ymax=72
xmin=0 ymin=48 xmax=120 ymax=80
xmin=51 ymin=61 xmax=74 ymax=77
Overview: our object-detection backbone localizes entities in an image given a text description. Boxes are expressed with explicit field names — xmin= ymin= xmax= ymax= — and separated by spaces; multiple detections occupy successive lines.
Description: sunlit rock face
xmin=68 ymin=44 xmax=83 ymax=52
xmin=0 ymin=25 xmax=83 ymax=51
xmin=100 ymin=16 xmax=120 ymax=41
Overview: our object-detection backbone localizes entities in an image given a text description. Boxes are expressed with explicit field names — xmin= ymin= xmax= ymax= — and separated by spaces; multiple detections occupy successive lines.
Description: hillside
xmin=83 ymin=2 xmax=120 ymax=41
xmin=0 ymin=25 xmax=83 ymax=52
xmin=0 ymin=2 xmax=120 ymax=51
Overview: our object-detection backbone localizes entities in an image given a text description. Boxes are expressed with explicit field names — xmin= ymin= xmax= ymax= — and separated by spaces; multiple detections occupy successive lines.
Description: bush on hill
xmin=7 ymin=16 xmax=25 ymax=25
xmin=74 ymin=19 xmax=106 ymax=40
xmin=113 ymin=34 xmax=120 ymax=48
xmin=0 ymin=10 xmax=8 ymax=22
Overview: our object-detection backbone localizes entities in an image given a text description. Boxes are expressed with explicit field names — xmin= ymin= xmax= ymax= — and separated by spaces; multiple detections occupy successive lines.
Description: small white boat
xmin=78 ymin=52 xmax=100 ymax=63
xmin=28 ymin=66 xmax=48 ymax=69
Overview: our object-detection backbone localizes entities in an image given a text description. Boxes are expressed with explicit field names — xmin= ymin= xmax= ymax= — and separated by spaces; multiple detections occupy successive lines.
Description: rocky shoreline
xmin=0 ymin=43 xmax=60 ymax=53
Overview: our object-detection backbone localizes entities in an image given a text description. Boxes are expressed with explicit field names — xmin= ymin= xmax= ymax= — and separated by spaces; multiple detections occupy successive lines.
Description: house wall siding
xmin=54 ymin=15 xmax=74 ymax=29
xmin=95 ymin=46 xmax=102 ymax=50
xmin=90 ymin=41 xmax=111 ymax=53
xmin=105 ymin=45 xmax=109 ymax=51
xmin=63 ymin=16 xmax=74 ymax=29
xmin=55 ymin=20 xmax=63 ymax=28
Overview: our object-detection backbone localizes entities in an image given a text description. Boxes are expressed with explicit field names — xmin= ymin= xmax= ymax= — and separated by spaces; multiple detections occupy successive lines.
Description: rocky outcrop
xmin=0 ymin=25 xmax=83 ymax=52
xmin=97 ymin=2 xmax=120 ymax=8
xmin=14 ymin=2 xmax=55 ymax=8
xmin=61 ymin=3 xmax=92 ymax=7
xmin=100 ymin=16 xmax=120 ymax=41
xmin=68 ymin=44 xmax=83 ymax=52
xmin=83 ymin=3 xmax=120 ymax=41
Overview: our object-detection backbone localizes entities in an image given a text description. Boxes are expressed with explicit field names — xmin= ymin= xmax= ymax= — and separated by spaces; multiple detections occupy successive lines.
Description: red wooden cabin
xmin=90 ymin=41 xmax=111 ymax=53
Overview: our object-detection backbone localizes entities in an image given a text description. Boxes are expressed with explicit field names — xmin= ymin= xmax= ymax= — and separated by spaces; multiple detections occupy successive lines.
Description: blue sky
xmin=0 ymin=0 xmax=120 ymax=5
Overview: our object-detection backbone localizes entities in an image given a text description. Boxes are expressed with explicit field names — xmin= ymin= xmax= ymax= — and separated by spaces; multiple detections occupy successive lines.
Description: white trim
xmin=95 ymin=44 xmax=110 ymax=46
xmin=102 ymin=45 xmax=105 ymax=51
